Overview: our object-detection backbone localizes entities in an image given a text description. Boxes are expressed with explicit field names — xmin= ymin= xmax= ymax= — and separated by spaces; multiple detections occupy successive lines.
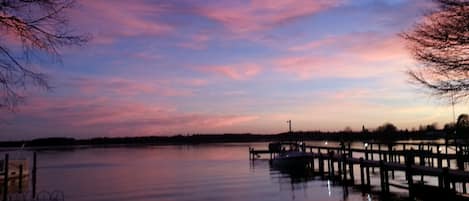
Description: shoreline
xmin=0 ymin=130 xmax=452 ymax=149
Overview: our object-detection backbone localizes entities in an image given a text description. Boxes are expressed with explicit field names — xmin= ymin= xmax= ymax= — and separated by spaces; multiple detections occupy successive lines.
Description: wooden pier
xmin=0 ymin=152 xmax=37 ymax=201
xmin=249 ymin=141 xmax=469 ymax=199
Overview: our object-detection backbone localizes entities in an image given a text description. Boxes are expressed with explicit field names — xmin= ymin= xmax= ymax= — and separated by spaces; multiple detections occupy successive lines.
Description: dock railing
xmin=249 ymin=141 xmax=469 ymax=199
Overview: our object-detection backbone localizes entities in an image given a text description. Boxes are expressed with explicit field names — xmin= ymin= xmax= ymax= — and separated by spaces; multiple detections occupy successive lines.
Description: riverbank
xmin=0 ymin=129 xmax=451 ymax=148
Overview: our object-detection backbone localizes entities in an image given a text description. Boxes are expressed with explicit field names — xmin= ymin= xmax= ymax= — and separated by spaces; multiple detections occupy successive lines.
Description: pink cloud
xmin=177 ymin=34 xmax=210 ymax=50
xmin=196 ymin=0 xmax=342 ymax=34
xmin=201 ymin=64 xmax=262 ymax=80
xmin=289 ymin=33 xmax=409 ymax=61
xmin=346 ymin=36 xmax=409 ymax=62
xmin=275 ymin=56 xmax=343 ymax=79
xmin=201 ymin=115 xmax=259 ymax=128
xmin=70 ymin=1 xmax=173 ymax=43
xmin=288 ymin=37 xmax=338 ymax=51
xmin=278 ymin=33 xmax=412 ymax=79
xmin=275 ymin=55 xmax=404 ymax=80
xmin=130 ymin=52 xmax=163 ymax=61
xmin=5 ymin=95 xmax=259 ymax=137
xmin=181 ymin=79 xmax=209 ymax=87
xmin=66 ymin=77 xmax=193 ymax=97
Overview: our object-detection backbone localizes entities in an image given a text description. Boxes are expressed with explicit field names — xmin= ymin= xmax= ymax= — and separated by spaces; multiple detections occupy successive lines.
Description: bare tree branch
xmin=402 ymin=0 xmax=469 ymax=102
xmin=0 ymin=0 xmax=88 ymax=110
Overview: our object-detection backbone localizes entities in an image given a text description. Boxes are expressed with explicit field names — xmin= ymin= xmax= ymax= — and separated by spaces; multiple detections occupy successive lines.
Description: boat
xmin=269 ymin=142 xmax=310 ymax=170
xmin=0 ymin=159 xmax=29 ymax=182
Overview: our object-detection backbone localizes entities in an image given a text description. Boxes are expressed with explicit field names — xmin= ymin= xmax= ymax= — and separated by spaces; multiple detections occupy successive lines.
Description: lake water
xmin=9 ymin=142 xmax=419 ymax=201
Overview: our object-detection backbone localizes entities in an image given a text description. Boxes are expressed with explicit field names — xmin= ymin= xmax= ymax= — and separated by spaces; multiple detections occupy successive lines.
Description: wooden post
xmin=438 ymin=148 xmax=443 ymax=168
xmin=457 ymin=145 xmax=464 ymax=170
xmin=337 ymin=158 xmax=342 ymax=181
xmin=388 ymin=144 xmax=392 ymax=163
xmin=319 ymin=153 xmax=324 ymax=177
xmin=311 ymin=157 xmax=315 ymax=172
xmin=18 ymin=164 xmax=23 ymax=193
xmin=329 ymin=152 xmax=334 ymax=179
xmin=438 ymin=153 xmax=444 ymax=188
xmin=3 ymin=154 xmax=8 ymax=201
xmin=443 ymin=168 xmax=450 ymax=191
xmin=419 ymin=151 xmax=425 ymax=166
xmin=359 ymin=158 xmax=365 ymax=187
xmin=428 ymin=144 xmax=432 ymax=166
xmin=397 ymin=151 xmax=401 ymax=163
xmin=346 ymin=143 xmax=352 ymax=183
xmin=371 ymin=143 xmax=375 ymax=173
xmin=378 ymin=144 xmax=383 ymax=160
xmin=33 ymin=152 xmax=37 ymax=199
xmin=447 ymin=144 xmax=451 ymax=169
xmin=364 ymin=145 xmax=368 ymax=161
xmin=348 ymin=159 xmax=354 ymax=184
xmin=343 ymin=157 xmax=346 ymax=182
xmin=384 ymin=163 xmax=389 ymax=193
xmin=365 ymin=146 xmax=370 ymax=187
xmin=391 ymin=148 xmax=395 ymax=179
xmin=406 ymin=153 xmax=414 ymax=199
xmin=431 ymin=149 xmax=435 ymax=168
xmin=380 ymin=160 xmax=386 ymax=193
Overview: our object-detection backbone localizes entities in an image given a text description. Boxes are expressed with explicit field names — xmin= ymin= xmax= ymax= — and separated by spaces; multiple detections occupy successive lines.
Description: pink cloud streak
xmin=201 ymin=64 xmax=262 ymax=80
xmin=71 ymin=0 xmax=174 ymax=44
xmin=5 ymin=96 xmax=259 ymax=137
xmin=278 ymin=33 xmax=411 ymax=79
xmin=196 ymin=0 xmax=342 ymax=33
xmin=66 ymin=77 xmax=193 ymax=97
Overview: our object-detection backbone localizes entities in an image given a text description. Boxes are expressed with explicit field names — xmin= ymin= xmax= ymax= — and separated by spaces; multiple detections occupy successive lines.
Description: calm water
xmin=17 ymin=143 xmax=413 ymax=201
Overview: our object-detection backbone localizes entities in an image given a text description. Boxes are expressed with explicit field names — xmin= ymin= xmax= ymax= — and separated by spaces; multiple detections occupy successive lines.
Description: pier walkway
xmin=249 ymin=141 xmax=469 ymax=199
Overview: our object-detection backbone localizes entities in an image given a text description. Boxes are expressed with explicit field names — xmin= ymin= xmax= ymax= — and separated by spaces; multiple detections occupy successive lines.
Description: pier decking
xmin=249 ymin=141 xmax=469 ymax=199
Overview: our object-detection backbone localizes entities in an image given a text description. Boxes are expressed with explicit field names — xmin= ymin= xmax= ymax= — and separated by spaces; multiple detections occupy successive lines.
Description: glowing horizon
xmin=0 ymin=0 xmax=461 ymax=140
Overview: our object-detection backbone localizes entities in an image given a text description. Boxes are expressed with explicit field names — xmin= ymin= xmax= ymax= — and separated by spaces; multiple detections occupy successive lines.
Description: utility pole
xmin=286 ymin=120 xmax=292 ymax=133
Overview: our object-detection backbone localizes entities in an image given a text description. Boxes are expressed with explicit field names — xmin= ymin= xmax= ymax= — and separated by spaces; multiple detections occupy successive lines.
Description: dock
xmin=0 ymin=152 xmax=37 ymax=201
xmin=249 ymin=141 xmax=469 ymax=199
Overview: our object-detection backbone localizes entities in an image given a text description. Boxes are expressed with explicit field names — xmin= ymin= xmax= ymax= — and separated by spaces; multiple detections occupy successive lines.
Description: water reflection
xmin=268 ymin=161 xmax=353 ymax=201
xmin=34 ymin=143 xmax=386 ymax=201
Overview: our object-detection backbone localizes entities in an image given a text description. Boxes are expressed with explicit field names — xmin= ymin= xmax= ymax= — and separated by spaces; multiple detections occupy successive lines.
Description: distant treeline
xmin=0 ymin=129 xmax=455 ymax=148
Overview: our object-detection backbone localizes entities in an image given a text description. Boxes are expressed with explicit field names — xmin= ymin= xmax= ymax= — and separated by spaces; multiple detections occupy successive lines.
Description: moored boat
xmin=269 ymin=142 xmax=310 ymax=170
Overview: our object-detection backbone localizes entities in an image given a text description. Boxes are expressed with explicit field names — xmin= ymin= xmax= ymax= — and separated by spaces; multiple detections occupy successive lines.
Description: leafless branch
xmin=402 ymin=0 xmax=469 ymax=103
xmin=0 ymin=0 xmax=88 ymax=110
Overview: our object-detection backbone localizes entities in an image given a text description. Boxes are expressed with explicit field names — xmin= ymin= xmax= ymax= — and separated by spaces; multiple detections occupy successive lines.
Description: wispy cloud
xmin=3 ymin=96 xmax=259 ymax=137
xmin=65 ymin=77 xmax=193 ymax=97
xmin=200 ymin=64 xmax=262 ymax=80
xmin=195 ymin=0 xmax=342 ymax=34
xmin=277 ymin=33 xmax=411 ymax=79
xmin=71 ymin=0 xmax=174 ymax=44
xmin=177 ymin=33 xmax=210 ymax=50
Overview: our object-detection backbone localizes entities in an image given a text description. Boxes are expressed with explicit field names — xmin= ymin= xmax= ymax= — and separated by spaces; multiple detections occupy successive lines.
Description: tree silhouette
xmin=376 ymin=122 xmax=397 ymax=134
xmin=402 ymin=0 xmax=469 ymax=101
xmin=456 ymin=114 xmax=469 ymax=135
xmin=0 ymin=0 xmax=88 ymax=110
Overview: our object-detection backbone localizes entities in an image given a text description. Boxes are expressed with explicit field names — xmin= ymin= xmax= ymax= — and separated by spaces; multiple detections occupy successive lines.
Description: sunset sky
xmin=1 ymin=0 xmax=464 ymax=140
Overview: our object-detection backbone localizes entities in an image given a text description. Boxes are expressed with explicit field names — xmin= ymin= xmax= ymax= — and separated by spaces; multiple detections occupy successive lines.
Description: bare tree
xmin=0 ymin=0 xmax=87 ymax=110
xmin=402 ymin=0 xmax=469 ymax=101
xmin=375 ymin=122 xmax=397 ymax=133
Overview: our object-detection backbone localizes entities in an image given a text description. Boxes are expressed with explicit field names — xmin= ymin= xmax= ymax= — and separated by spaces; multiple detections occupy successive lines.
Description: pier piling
xmin=2 ymin=154 xmax=8 ymax=201
xmin=249 ymin=141 xmax=469 ymax=199
xmin=32 ymin=152 xmax=37 ymax=199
